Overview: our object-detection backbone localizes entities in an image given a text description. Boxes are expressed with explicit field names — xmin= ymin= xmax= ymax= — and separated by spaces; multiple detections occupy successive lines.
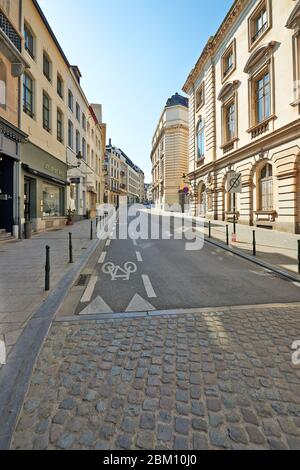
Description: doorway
xmin=0 ymin=154 xmax=14 ymax=231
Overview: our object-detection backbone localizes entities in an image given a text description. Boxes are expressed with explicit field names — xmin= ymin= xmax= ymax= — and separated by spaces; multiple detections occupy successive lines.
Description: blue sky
xmin=39 ymin=0 xmax=233 ymax=181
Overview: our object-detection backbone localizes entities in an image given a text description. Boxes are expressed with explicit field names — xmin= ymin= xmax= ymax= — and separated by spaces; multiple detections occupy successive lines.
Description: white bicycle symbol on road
xmin=102 ymin=262 xmax=137 ymax=281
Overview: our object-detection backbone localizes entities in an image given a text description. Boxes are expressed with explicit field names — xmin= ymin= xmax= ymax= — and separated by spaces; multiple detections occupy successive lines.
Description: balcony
xmin=0 ymin=12 xmax=21 ymax=52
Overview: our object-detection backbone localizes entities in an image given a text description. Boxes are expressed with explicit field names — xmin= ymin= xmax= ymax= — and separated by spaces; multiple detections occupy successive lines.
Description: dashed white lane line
xmin=136 ymin=251 xmax=143 ymax=262
xmin=142 ymin=274 xmax=157 ymax=298
xmin=81 ymin=276 xmax=98 ymax=303
xmin=98 ymin=252 xmax=107 ymax=264
xmin=106 ymin=239 xmax=111 ymax=247
xmin=133 ymin=239 xmax=137 ymax=246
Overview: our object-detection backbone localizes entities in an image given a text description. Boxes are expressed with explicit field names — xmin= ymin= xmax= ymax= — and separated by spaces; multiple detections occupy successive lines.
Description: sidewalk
xmin=0 ymin=219 xmax=98 ymax=363
xmin=150 ymin=207 xmax=300 ymax=276
xmin=202 ymin=218 xmax=300 ymax=275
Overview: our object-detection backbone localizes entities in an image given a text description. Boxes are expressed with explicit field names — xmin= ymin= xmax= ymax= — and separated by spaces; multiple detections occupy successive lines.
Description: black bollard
xmin=45 ymin=245 xmax=50 ymax=291
xmin=208 ymin=221 xmax=211 ymax=238
xmin=298 ymin=240 xmax=300 ymax=274
xmin=69 ymin=232 xmax=73 ymax=264
xmin=253 ymin=230 xmax=256 ymax=257
xmin=226 ymin=225 xmax=229 ymax=246
xmin=90 ymin=220 xmax=93 ymax=240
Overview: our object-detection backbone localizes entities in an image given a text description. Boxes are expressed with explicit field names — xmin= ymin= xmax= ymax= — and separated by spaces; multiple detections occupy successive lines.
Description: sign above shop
xmin=44 ymin=163 xmax=66 ymax=179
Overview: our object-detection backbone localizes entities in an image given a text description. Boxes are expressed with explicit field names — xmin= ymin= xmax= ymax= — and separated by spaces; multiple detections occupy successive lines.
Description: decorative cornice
xmin=182 ymin=0 xmax=247 ymax=93
xmin=217 ymin=80 xmax=240 ymax=101
xmin=0 ymin=117 xmax=28 ymax=143
xmin=286 ymin=0 xmax=300 ymax=30
xmin=243 ymin=41 xmax=276 ymax=74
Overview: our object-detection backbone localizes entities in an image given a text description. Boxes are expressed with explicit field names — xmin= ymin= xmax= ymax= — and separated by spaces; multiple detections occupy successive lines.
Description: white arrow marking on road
xmin=126 ymin=294 xmax=155 ymax=312
xmin=136 ymin=251 xmax=143 ymax=262
xmin=81 ymin=276 xmax=98 ymax=303
xmin=142 ymin=274 xmax=157 ymax=298
xmin=98 ymin=252 xmax=107 ymax=264
xmin=79 ymin=296 xmax=113 ymax=315
xmin=0 ymin=338 xmax=6 ymax=365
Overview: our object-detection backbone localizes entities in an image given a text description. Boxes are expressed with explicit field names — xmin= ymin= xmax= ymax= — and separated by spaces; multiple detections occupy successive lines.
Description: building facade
xmin=151 ymin=93 xmax=189 ymax=209
xmin=0 ymin=0 xmax=28 ymax=237
xmin=105 ymin=139 xmax=144 ymax=206
xmin=19 ymin=0 xmax=105 ymax=233
xmin=183 ymin=0 xmax=300 ymax=234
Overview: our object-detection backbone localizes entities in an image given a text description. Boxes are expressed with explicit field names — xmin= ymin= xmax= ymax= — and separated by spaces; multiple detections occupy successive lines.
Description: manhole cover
xmin=75 ymin=274 xmax=90 ymax=286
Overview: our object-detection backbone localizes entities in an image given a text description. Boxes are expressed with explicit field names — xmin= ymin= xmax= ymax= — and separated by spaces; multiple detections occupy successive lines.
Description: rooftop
xmin=165 ymin=93 xmax=189 ymax=108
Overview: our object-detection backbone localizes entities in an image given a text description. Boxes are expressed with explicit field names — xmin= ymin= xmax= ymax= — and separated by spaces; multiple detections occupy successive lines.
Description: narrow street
xmin=10 ymin=212 xmax=300 ymax=450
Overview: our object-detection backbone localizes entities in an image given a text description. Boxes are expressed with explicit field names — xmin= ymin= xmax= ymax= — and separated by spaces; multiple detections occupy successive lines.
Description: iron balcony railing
xmin=0 ymin=11 xmax=22 ymax=52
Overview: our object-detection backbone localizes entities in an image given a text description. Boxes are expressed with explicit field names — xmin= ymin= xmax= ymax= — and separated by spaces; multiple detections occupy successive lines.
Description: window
xmin=42 ymin=183 xmax=63 ymax=217
xmin=197 ymin=118 xmax=205 ymax=161
xmin=68 ymin=120 xmax=74 ymax=148
xmin=76 ymin=130 xmax=80 ymax=153
xmin=43 ymin=53 xmax=51 ymax=82
xmin=222 ymin=40 xmax=236 ymax=81
xmin=82 ymin=138 xmax=86 ymax=160
xmin=57 ymin=74 xmax=63 ymax=99
xmin=68 ymin=90 xmax=73 ymax=111
xmin=76 ymin=102 xmax=80 ymax=122
xmin=0 ymin=60 xmax=7 ymax=109
xmin=24 ymin=24 xmax=34 ymax=58
xmin=255 ymin=71 xmax=271 ymax=123
xmin=57 ymin=109 xmax=63 ymax=143
xmin=23 ymin=73 xmax=34 ymax=117
xmin=259 ymin=163 xmax=273 ymax=211
xmin=43 ymin=93 xmax=51 ymax=132
xmin=249 ymin=0 xmax=271 ymax=49
xmin=82 ymin=113 xmax=86 ymax=130
xmin=225 ymin=101 xmax=236 ymax=142
xmin=196 ymin=83 xmax=205 ymax=110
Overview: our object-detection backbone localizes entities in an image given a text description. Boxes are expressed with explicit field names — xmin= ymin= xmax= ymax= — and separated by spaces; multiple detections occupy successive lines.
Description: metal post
xmin=226 ymin=225 xmax=229 ymax=246
xmin=90 ymin=220 xmax=93 ymax=240
xmin=233 ymin=193 xmax=236 ymax=235
xmin=69 ymin=232 xmax=73 ymax=264
xmin=253 ymin=230 xmax=256 ymax=257
xmin=208 ymin=221 xmax=211 ymax=238
xmin=45 ymin=246 xmax=50 ymax=291
xmin=298 ymin=240 xmax=300 ymax=274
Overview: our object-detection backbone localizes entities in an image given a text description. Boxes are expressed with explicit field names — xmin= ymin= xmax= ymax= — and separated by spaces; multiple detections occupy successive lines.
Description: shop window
xmin=42 ymin=184 xmax=63 ymax=217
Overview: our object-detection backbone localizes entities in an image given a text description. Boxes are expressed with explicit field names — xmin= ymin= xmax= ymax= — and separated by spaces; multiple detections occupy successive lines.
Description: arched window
xmin=0 ymin=61 xmax=7 ymax=108
xmin=259 ymin=163 xmax=273 ymax=211
xmin=197 ymin=118 xmax=205 ymax=161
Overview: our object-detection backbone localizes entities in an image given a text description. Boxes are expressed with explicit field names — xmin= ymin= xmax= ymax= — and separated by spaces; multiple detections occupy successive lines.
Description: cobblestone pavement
xmin=11 ymin=305 xmax=300 ymax=450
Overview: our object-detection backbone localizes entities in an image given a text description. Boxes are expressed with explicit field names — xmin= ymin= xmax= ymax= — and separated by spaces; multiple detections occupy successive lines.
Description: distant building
xmin=105 ymin=139 xmax=145 ymax=206
xmin=151 ymin=93 xmax=189 ymax=209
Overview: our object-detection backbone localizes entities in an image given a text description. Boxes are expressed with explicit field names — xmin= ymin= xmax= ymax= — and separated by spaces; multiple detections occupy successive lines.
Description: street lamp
xmin=67 ymin=152 xmax=83 ymax=170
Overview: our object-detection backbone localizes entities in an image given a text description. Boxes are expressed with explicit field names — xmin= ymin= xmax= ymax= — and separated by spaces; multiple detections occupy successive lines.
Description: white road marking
xmin=136 ymin=251 xmax=143 ymax=262
xmin=293 ymin=282 xmax=300 ymax=288
xmin=80 ymin=296 xmax=113 ymax=315
xmin=106 ymin=239 xmax=111 ymax=247
xmin=133 ymin=239 xmax=137 ymax=246
xmin=98 ymin=252 xmax=107 ymax=264
xmin=142 ymin=274 xmax=157 ymax=298
xmin=81 ymin=276 xmax=98 ymax=303
xmin=126 ymin=294 xmax=155 ymax=312
xmin=102 ymin=262 xmax=137 ymax=281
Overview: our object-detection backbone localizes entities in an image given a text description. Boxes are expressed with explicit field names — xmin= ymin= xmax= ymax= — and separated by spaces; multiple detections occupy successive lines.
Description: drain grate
xmin=75 ymin=274 xmax=90 ymax=287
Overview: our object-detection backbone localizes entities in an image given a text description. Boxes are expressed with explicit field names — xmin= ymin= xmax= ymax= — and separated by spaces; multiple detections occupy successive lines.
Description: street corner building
xmin=1 ymin=0 xmax=106 ymax=238
xmin=183 ymin=0 xmax=300 ymax=234
xmin=0 ymin=0 xmax=29 ymax=239
xmin=151 ymin=92 xmax=189 ymax=209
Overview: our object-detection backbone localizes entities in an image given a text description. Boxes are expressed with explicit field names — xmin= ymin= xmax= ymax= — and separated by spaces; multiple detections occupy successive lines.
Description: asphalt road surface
xmin=73 ymin=213 xmax=300 ymax=316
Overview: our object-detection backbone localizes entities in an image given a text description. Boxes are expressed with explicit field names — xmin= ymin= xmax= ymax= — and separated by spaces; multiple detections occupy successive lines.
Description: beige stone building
xmin=183 ymin=0 xmax=300 ymax=234
xmin=20 ymin=0 xmax=105 ymax=232
xmin=0 ymin=0 xmax=29 ymax=237
xmin=151 ymin=93 xmax=189 ymax=209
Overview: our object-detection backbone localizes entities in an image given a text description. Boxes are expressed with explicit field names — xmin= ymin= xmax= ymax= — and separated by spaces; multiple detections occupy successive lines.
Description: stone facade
xmin=183 ymin=0 xmax=300 ymax=234
xmin=151 ymin=93 xmax=189 ymax=209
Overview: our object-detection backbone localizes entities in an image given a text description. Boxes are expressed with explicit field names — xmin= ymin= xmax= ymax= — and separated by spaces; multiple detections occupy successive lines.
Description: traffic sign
xmin=226 ymin=172 xmax=242 ymax=194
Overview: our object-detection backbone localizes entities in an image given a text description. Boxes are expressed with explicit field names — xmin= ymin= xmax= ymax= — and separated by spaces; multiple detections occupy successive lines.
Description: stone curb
xmin=0 ymin=223 xmax=110 ymax=450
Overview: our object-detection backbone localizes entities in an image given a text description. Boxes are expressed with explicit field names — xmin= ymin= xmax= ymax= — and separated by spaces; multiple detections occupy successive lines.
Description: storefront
xmin=20 ymin=142 xmax=68 ymax=233
xmin=0 ymin=117 xmax=27 ymax=237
